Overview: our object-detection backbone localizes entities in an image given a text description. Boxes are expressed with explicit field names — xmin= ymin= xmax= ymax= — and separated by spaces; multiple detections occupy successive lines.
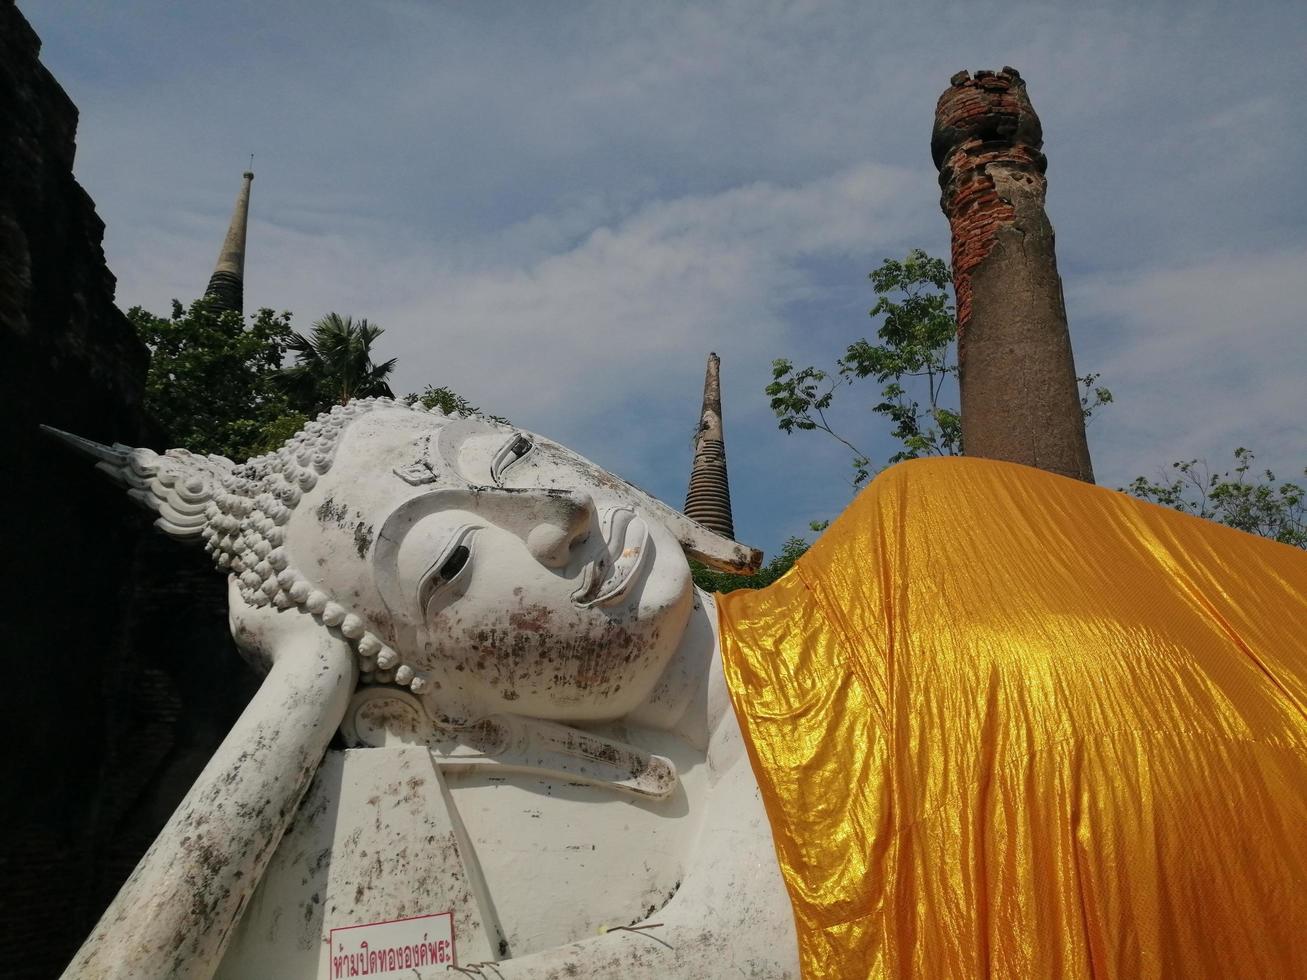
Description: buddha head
xmin=48 ymin=399 xmax=759 ymax=724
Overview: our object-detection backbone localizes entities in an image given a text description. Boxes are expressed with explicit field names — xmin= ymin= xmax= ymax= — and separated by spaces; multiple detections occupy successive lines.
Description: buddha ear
xmin=564 ymin=472 xmax=762 ymax=574
xmin=424 ymin=422 xmax=763 ymax=573
xmin=519 ymin=434 xmax=764 ymax=574
xmin=661 ymin=508 xmax=762 ymax=574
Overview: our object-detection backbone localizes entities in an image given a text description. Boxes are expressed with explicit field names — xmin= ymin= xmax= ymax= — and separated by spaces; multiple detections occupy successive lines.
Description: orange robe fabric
xmin=718 ymin=458 xmax=1307 ymax=979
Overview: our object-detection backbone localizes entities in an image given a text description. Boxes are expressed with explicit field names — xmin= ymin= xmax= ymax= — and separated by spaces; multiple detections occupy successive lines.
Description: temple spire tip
xmin=204 ymin=169 xmax=254 ymax=314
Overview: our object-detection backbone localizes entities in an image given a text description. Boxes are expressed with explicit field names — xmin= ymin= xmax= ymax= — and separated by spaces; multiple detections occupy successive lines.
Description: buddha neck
xmin=624 ymin=588 xmax=724 ymax=750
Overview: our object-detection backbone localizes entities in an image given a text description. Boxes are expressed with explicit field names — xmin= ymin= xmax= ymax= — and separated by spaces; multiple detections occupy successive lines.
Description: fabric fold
xmin=719 ymin=457 xmax=1307 ymax=979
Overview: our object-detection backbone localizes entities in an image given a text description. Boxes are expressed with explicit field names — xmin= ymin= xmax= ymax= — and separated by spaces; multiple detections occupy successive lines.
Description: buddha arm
xmin=62 ymin=626 xmax=356 ymax=980
xmin=477 ymin=704 xmax=798 ymax=979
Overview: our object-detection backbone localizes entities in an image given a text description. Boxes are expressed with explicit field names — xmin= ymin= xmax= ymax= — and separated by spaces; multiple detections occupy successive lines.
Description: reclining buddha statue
xmin=51 ymin=397 xmax=1307 ymax=979
xmin=53 ymin=398 xmax=798 ymax=979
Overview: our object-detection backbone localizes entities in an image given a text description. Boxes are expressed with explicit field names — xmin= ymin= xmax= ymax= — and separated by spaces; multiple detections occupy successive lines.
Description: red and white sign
xmin=328 ymin=911 xmax=456 ymax=978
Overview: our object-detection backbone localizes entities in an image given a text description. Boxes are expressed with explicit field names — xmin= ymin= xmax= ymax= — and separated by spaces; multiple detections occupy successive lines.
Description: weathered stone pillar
xmin=684 ymin=353 xmax=735 ymax=539
xmin=204 ymin=171 xmax=253 ymax=314
xmin=932 ymin=68 xmax=1094 ymax=483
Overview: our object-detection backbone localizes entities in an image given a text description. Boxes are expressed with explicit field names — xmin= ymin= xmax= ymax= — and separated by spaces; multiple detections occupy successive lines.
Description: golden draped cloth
xmin=718 ymin=458 xmax=1307 ymax=979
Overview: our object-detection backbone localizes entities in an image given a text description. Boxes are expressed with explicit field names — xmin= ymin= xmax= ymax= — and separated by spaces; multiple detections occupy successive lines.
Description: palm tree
xmin=279 ymin=313 xmax=397 ymax=411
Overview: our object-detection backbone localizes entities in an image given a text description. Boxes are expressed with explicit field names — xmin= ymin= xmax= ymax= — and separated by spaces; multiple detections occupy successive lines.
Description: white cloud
xmin=1073 ymin=247 xmax=1307 ymax=488
xmin=296 ymin=163 xmax=922 ymax=473
xmin=24 ymin=0 xmax=1307 ymax=553
xmin=105 ymin=158 xmax=928 ymax=543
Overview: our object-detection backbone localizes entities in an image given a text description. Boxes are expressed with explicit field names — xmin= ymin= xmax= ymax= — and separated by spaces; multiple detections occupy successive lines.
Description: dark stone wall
xmin=0 ymin=4 xmax=258 ymax=976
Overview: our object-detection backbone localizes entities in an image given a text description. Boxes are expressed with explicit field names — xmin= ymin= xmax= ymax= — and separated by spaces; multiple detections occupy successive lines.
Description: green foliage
xmin=131 ymin=299 xmax=496 ymax=465
xmin=845 ymin=251 xmax=960 ymax=464
xmin=408 ymin=385 xmax=510 ymax=425
xmin=691 ymin=536 xmax=811 ymax=594
xmin=766 ymin=361 xmax=872 ymax=486
xmin=1079 ymin=372 xmax=1114 ymax=423
xmin=769 ymin=249 xmax=1110 ymax=489
xmin=768 ymin=250 xmax=959 ymax=488
xmin=1126 ymin=448 xmax=1306 ymax=549
xmin=247 ymin=411 xmax=311 ymax=456
xmin=278 ymin=313 xmax=397 ymax=412
xmin=130 ymin=298 xmax=299 ymax=460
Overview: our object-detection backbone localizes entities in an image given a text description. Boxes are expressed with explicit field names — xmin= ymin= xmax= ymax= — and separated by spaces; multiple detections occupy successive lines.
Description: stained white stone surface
xmin=52 ymin=401 xmax=796 ymax=978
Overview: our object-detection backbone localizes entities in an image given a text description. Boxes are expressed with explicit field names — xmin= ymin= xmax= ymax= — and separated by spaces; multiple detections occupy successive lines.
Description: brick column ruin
xmin=932 ymin=67 xmax=1094 ymax=483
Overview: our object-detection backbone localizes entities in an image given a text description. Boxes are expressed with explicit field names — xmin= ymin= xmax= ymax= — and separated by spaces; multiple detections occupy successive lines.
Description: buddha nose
xmin=516 ymin=488 xmax=597 ymax=568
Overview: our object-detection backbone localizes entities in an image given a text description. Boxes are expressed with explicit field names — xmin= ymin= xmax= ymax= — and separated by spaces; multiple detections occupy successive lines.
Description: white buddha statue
xmin=49 ymin=399 xmax=799 ymax=979
xmin=51 ymin=396 xmax=1307 ymax=980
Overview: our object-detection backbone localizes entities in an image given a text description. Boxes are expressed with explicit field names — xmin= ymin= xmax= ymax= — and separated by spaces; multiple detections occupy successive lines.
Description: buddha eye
xmin=419 ymin=525 xmax=478 ymax=613
xmin=438 ymin=545 xmax=469 ymax=581
xmin=490 ymin=432 xmax=534 ymax=486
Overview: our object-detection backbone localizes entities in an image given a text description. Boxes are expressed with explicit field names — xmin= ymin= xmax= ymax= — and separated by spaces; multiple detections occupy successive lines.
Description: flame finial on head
xmin=40 ymin=425 xmax=234 ymax=540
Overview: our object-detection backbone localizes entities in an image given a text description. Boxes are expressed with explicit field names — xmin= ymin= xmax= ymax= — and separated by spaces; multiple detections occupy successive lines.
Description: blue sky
xmin=26 ymin=1 xmax=1307 ymax=560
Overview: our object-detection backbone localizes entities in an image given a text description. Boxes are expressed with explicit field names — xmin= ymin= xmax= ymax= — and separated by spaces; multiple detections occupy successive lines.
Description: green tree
xmin=278 ymin=313 xmax=397 ymax=412
xmin=768 ymin=249 xmax=1109 ymax=488
xmin=407 ymin=384 xmax=509 ymax=425
xmin=248 ymin=410 xmax=311 ymax=456
xmin=767 ymin=250 xmax=957 ymax=488
xmin=129 ymin=298 xmax=301 ymax=460
xmin=1126 ymin=449 xmax=1306 ymax=549
xmin=131 ymin=301 xmax=493 ymax=462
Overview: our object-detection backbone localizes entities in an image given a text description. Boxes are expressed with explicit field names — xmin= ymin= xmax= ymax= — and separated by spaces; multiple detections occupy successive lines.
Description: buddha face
xmin=364 ymin=413 xmax=696 ymax=722
xmin=60 ymin=397 xmax=744 ymax=724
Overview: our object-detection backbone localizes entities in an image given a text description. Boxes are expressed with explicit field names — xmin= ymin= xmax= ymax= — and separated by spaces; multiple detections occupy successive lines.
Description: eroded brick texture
xmin=932 ymin=67 xmax=1047 ymax=336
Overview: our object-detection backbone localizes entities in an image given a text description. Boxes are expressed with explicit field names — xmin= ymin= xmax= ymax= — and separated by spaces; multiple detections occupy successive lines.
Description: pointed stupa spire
xmin=684 ymin=352 xmax=735 ymax=539
xmin=204 ymin=169 xmax=253 ymax=313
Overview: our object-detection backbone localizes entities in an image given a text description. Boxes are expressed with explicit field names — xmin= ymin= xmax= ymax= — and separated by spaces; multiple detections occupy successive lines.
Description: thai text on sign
xmin=328 ymin=911 xmax=455 ymax=978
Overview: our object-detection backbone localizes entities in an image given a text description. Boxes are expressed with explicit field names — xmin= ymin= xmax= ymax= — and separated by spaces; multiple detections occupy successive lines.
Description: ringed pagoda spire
xmin=684 ymin=352 xmax=735 ymax=539
xmin=204 ymin=169 xmax=253 ymax=314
